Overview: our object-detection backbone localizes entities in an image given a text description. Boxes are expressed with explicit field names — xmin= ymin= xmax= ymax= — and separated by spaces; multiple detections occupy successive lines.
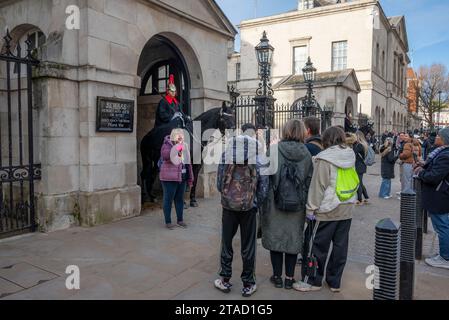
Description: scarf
xmin=426 ymin=145 xmax=449 ymax=165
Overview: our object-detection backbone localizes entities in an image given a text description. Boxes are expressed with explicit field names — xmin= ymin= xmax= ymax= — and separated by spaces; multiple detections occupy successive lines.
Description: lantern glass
xmin=255 ymin=31 xmax=274 ymax=65
xmin=302 ymin=57 xmax=316 ymax=82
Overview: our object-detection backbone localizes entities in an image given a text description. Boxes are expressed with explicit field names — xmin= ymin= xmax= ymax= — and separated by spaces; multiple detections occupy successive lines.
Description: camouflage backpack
xmin=221 ymin=164 xmax=258 ymax=212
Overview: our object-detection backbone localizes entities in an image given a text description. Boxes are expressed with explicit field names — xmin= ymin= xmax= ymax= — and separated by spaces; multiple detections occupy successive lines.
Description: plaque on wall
xmin=96 ymin=97 xmax=134 ymax=132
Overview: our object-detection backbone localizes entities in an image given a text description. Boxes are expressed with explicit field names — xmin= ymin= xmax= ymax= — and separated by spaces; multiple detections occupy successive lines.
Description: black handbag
xmin=304 ymin=221 xmax=319 ymax=280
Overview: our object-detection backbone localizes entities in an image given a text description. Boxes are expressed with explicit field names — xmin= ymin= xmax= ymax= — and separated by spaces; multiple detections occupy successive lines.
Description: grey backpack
xmin=365 ymin=146 xmax=376 ymax=166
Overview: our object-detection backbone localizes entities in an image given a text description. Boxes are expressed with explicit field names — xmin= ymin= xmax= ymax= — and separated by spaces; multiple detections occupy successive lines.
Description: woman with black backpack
xmin=261 ymin=119 xmax=313 ymax=290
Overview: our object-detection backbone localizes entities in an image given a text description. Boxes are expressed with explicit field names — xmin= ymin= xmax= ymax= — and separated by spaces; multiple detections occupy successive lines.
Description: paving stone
xmin=0 ymin=278 xmax=23 ymax=298
xmin=0 ymin=263 xmax=59 ymax=289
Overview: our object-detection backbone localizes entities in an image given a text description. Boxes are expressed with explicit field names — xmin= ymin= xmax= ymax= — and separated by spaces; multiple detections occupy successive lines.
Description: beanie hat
xmin=438 ymin=127 xmax=449 ymax=145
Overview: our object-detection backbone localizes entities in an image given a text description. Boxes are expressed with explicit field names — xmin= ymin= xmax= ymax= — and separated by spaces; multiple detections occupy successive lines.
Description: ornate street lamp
xmin=254 ymin=31 xmax=275 ymax=154
xmin=255 ymin=31 xmax=274 ymax=71
xmin=302 ymin=57 xmax=319 ymax=117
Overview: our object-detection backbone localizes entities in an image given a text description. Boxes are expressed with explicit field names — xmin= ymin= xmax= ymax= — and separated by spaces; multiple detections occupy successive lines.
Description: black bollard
xmin=423 ymin=210 xmax=429 ymax=234
xmin=399 ymin=191 xmax=416 ymax=300
xmin=373 ymin=218 xmax=400 ymax=300
xmin=414 ymin=177 xmax=424 ymax=260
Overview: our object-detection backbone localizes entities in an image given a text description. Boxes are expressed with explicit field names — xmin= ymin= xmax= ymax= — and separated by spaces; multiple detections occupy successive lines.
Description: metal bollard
xmin=423 ymin=210 xmax=429 ymax=234
xmin=414 ymin=177 xmax=424 ymax=260
xmin=399 ymin=191 xmax=416 ymax=300
xmin=373 ymin=218 xmax=401 ymax=300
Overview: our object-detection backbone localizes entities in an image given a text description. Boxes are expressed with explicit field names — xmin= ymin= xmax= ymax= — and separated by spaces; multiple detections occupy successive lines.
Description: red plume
xmin=169 ymin=74 xmax=175 ymax=85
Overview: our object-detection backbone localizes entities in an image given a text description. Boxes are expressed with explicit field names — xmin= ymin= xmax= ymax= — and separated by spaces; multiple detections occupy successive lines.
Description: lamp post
xmin=254 ymin=31 xmax=275 ymax=155
xmin=302 ymin=57 xmax=318 ymax=117
xmin=254 ymin=31 xmax=275 ymax=129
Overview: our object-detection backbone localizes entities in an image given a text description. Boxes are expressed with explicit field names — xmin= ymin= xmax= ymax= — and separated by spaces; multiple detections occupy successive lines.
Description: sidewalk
xmin=1 ymin=159 xmax=448 ymax=300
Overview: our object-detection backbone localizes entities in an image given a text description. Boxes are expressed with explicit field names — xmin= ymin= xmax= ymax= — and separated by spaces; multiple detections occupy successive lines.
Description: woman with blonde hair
xmin=159 ymin=128 xmax=194 ymax=229
xmin=262 ymin=119 xmax=313 ymax=290
xmin=353 ymin=131 xmax=370 ymax=205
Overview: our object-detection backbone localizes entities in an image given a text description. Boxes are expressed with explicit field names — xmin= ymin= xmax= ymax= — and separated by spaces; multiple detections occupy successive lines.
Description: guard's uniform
xmin=155 ymin=94 xmax=180 ymax=128
xmin=154 ymin=74 xmax=180 ymax=128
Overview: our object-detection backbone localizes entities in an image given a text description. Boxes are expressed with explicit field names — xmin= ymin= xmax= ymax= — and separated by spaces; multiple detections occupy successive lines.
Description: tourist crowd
xmin=158 ymin=120 xmax=449 ymax=298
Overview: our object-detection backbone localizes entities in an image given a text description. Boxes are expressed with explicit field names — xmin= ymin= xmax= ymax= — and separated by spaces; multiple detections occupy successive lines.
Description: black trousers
xmin=219 ymin=207 xmax=257 ymax=285
xmin=270 ymin=251 xmax=298 ymax=278
xmin=357 ymin=173 xmax=369 ymax=201
xmin=302 ymin=219 xmax=352 ymax=289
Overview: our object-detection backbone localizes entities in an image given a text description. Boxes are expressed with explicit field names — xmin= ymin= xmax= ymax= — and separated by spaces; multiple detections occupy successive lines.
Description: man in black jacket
xmin=415 ymin=127 xmax=449 ymax=270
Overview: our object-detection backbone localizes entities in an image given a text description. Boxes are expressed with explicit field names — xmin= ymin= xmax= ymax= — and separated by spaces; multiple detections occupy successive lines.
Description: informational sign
xmin=96 ymin=97 xmax=134 ymax=132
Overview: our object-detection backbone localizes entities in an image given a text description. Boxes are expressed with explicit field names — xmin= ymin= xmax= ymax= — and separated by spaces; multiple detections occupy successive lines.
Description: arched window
xmin=375 ymin=43 xmax=379 ymax=73
xmin=141 ymin=61 xmax=186 ymax=96
xmin=381 ymin=51 xmax=385 ymax=78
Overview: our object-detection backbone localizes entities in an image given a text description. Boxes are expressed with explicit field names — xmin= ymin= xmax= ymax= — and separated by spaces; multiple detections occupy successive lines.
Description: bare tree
xmin=417 ymin=63 xmax=449 ymax=129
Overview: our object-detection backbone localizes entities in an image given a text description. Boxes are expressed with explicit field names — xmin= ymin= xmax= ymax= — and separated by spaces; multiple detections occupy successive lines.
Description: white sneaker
xmin=214 ymin=279 xmax=232 ymax=293
xmin=383 ymin=196 xmax=392 ymax=199
xmin=292 ymin=281 xmax=322 ymax=292
xmin=425 ymin=255 xmax=449 ymax=270
xmin=241 ymin=284 xmax=257 ymax=297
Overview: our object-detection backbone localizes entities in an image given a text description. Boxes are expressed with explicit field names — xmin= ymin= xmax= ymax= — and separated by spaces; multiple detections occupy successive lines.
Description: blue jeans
xmin=378 ymin=178 xmax=392 ymax=198
xmin=429 ymin=212 xmax=449 ymax=260
xmin=161 ymin=181 xmax=186 ymax=224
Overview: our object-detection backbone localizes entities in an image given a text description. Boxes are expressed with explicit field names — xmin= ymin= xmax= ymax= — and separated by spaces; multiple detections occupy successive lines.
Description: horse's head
xmin=217 ymin=101 xmax=235 ymax=135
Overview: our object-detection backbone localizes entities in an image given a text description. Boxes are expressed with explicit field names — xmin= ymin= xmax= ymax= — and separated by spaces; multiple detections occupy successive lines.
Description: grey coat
xmin=261 ymin=141 xmax=313 ymax=255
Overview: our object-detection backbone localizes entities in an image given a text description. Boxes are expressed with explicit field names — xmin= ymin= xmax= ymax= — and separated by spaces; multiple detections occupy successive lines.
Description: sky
xmin=215 ymin=0 xmax=449 ymax=69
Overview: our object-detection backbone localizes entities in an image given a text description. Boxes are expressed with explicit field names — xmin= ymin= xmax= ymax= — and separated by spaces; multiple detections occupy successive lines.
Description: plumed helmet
xmin=168 ymin=74 xmax=177 ymax=93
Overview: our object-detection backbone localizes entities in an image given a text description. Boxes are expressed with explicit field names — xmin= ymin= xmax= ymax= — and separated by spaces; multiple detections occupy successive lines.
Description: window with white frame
xmin=332 ymin=41 xmax=347 ymax=71
xmin=293 ymin=46 xmax=308 ymax=75
xmin=375 ymin=43 xmax=379 ymax=73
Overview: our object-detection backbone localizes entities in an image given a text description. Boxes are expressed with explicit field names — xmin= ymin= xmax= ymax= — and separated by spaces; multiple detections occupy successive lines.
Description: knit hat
xmin=438 ymin=127 xmax=449 ymax=145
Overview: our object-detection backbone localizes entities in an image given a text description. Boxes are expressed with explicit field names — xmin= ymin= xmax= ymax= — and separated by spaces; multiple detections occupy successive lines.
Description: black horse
xmin=140 ymin=102 xmax=235 ymax=206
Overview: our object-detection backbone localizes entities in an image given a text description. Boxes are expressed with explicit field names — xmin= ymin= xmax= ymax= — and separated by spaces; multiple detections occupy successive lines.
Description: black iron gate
xmin=231 ymin=90 xmax=333 ymax=133
xmin=0 ymin=30 xmax=41 ymax=238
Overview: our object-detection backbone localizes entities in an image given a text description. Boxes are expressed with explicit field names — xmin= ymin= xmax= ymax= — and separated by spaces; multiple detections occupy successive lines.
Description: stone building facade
xmin=406 ymin=68 xmax=422 ymax=130
xmin=0 ymin=0 xmax=236 ymax=233
xmin=228 ymin=0 xmax=410 ymax=132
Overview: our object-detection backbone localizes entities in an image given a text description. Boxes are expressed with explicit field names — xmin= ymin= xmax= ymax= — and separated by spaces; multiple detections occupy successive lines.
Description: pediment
xmin=342 ymin=70 xmax=361 ymax=93
xmin=155 ymin=0 xmax=237 ymax=37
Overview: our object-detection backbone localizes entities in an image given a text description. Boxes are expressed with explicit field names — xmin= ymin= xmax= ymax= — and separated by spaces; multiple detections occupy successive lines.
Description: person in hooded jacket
xmin=214 ymin=124 xmax=269 ymax=298
xmin=261 ymin=119 xmax=313 ymax=290
xmin=293 ymin=126 xmax=356 ymax=293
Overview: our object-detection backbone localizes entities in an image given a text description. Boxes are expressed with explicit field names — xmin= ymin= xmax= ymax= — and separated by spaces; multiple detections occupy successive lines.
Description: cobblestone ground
xmin=0 ymin=156 xmax=448 ymax=300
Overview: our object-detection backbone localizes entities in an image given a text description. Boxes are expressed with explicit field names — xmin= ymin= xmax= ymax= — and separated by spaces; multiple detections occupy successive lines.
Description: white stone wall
xmin=229 ymin=0 xmax=410 ymax=131
xmin=0 ymin=0 xmax=234 ymax=232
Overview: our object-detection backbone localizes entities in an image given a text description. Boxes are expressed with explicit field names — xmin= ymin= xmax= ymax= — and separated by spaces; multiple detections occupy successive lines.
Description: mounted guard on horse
xmin=140 ymin=74 xmax=235 ymax=205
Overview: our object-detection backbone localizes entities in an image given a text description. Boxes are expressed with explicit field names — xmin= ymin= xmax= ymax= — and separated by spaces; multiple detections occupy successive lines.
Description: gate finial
xmin=3 ymin=28 xmax=12 ymax=56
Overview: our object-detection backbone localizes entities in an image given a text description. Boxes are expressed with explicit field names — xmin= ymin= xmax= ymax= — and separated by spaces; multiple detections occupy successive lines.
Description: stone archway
xmin=135 ymin=33 xmax=203 ymax=199
xmin=345 ymin=97 xmax=354 ymax=117
xmin=381 ymin=109 xmax=386 ymax=133
xmin=375 ymin=106 xmax=380 ymax=135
